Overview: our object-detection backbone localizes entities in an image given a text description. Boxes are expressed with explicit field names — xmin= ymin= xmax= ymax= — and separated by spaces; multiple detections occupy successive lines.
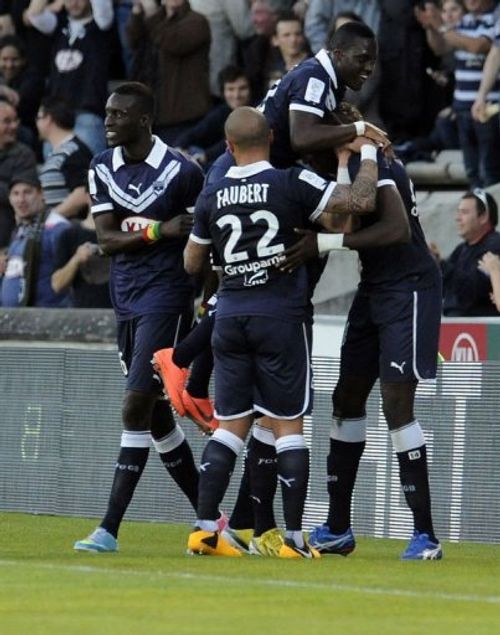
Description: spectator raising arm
xmin=472 ymin=43 xmax=500 ymax=121
xmin=478 ymin=251 xmax=500 ymax=312
xmin=26 ymin=0 xmax=113 ymax=33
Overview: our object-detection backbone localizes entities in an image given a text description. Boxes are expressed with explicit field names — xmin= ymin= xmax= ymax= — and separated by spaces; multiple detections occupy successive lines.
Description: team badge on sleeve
xmin=304 ymin=78 xmax=325 ymax=104
xmin=299 ymin=169 xmax=328 ymax=190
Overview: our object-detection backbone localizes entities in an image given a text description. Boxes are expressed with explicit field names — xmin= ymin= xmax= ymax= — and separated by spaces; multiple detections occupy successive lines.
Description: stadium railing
xmin=0 ymin=308 xmax=498 ymax=544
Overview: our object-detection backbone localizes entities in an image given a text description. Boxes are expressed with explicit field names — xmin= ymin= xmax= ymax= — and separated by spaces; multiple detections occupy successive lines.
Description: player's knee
xmin=122 ymin=392 xmax=155 ymax=430
xmin=332 ymin=377 xmax=370 ymax=418
xmin=380 ymin=382 xmax=415 ymax=429
xmin=150 ymin=400 xmax=176 ymax=439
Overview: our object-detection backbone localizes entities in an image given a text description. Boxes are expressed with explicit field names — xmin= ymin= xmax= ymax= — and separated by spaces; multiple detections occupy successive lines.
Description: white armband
xmin=317 ymin=233 xmax=347 ymax=254
xmin=360 ymin=144 xmax=377 ymax=162
xmin=354 ymin=121 xmax=366 ymax=136
xmin=337 ymin=166 xmax=351 ymax=184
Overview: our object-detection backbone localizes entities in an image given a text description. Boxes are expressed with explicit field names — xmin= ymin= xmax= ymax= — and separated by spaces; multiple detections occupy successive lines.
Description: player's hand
xmin=363 ymin=121 xmax=390 ymax=148
xmin=346 ymin=135 xmax=376 ymax=153
xmin=383 ymin=143 xmax=396 ymax=160
xmin=159 ymin=214 xmax=193 ymax=238
xmin=278 ymin=228 xmax=318 ymax=273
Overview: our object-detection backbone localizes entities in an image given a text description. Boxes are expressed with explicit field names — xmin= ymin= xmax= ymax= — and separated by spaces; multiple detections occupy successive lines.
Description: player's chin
xmin=348 ymin=81 xmax=363 ymax=92
xmin=105 ymin=132 xmax=121 ymax=147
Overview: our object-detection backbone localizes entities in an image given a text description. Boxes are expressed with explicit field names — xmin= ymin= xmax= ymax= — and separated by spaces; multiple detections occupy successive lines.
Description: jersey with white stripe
xmin=453 ymin=10 xmax=499 ymax=108
xmin=192 ymin=160 xmax=336 ymax=320
xmin=258 ymin=49 xmax=345 ymax=168
xmin=88 ymin=136 xmax=204 ymax=319
xmin=349 ymin=152 xmax=440 ymax=290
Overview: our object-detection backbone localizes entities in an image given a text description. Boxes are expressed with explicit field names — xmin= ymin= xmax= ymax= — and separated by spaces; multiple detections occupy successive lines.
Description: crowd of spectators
xmin=0 ymin=0 xmax=499 ymax=315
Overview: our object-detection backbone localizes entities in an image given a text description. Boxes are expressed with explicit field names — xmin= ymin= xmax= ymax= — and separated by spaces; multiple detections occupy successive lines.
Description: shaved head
xmin=225 ymin=107 xmax=270 ymax=151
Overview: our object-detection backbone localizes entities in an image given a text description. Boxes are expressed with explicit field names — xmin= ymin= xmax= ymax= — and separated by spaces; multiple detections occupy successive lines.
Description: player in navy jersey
xmin=74 ymin=82 xmax=206 ymax=553
xmin=207 ymin=20 xmax=388 ymax=185
xmin=182 ymin=106 xmax=381 ymax=558
xmin=300 ymin=111 xmax=444 ymax=560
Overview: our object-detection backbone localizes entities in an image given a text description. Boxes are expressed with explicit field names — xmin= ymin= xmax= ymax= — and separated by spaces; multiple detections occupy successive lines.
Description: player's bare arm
xmin=184 ymin=239 xmax=210 ymax=276
xmin=343 ymin=185 xmax=410 ymax=250
xmin=280 ymin=174 xmax=410 ymax=273
xmin=289 ymin=111 xmax=388 ymax=157
xmin=95 ymin=212 xmax=193 ymax=255
xmin=323 ymin=142 xmax=379 ymax=216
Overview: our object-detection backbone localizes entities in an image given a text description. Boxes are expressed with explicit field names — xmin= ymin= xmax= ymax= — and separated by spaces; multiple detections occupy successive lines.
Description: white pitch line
xmin=1 ymin=560 xmax=499 ymax=605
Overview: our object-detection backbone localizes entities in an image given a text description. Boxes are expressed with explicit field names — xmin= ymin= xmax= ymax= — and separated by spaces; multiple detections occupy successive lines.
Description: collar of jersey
xmin=112 ymin=135 xmax=167 ymax=171
xmin=315 ymin=49 xmax=338 ymax=88
xmin=225 ymin=160 xmax=273 ymax=179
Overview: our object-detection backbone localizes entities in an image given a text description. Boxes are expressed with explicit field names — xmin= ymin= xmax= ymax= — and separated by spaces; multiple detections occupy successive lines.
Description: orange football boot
xmin=152 ymin=348 xmax=188 ymax=416
xmin=182 ymin=389 xmax=219 ymax=434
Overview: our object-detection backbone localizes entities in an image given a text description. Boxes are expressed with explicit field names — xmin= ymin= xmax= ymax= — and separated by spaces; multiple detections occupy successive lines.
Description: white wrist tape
xmin=337 ymin=166 xmax=351 ymax=184
xmin=361 ymin=144 xmax=377 ymax=162
xmin=317 ymin=233 xmax=346 ymax=254
xmin=354 ymin=121 xmax=365 ymax=136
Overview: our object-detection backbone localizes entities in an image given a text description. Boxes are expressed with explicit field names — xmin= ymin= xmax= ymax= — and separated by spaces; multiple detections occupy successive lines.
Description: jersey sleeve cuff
xmin=378 ymin=178 xmax=396 ymax=188
xmin=309 ymin=181 xmax=336 ymax=221
xmin=91 ymin=203 xmax=114 ymax=215
xmin=289 ymin=103 xmax=325 ymax=118
xmin=189 ymin=233 xmax=212 ymax=245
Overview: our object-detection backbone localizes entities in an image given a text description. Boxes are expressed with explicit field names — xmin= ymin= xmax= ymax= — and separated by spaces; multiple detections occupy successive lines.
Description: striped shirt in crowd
xmin=39 ymin=136 xmax=92 ymax=210
xmin=453 ymin=9 xmax=500 ymax=108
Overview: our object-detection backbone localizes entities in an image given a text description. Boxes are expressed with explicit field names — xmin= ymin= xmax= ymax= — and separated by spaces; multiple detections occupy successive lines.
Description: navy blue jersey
xmin=259 ymin=49 xmax=346 ymax=168
xmin=349 ymin=152 xmax=440 ymax=290
xmin=192 ymin=160 xmax=336 ymax=321
xmin=89 ymin=136 xmax=204 ymax=319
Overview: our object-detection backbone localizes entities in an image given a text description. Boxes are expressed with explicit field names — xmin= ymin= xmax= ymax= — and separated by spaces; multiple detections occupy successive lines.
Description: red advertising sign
xmin=439 ymin=323 xmax=488 ymax=361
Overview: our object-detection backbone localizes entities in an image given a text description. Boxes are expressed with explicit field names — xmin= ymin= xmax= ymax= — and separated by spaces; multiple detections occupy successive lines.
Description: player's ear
xmin=331 ymin=48 xmax=343 ymax=64
xmin=226 ymin=139 xmax=235 ymax=155
xmin=140 ymin=113 xmax=152 ymax=130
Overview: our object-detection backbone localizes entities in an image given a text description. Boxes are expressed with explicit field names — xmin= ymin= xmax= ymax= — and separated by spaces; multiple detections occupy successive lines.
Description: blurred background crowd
xmin=0 ymin=0 xmax=499 ymax=315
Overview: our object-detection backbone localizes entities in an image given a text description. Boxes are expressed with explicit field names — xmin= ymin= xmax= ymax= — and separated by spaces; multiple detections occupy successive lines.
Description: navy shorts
xmin=340 ymin=285 xmax=441 ymax=383
xmin=117 ymin=311 xmax=192 ymax=393
xmin=212 ymin=316 xmax=313 ymax=419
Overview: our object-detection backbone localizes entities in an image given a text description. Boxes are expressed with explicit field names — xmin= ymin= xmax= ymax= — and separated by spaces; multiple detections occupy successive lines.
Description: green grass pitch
xmin=0 ymin=513 xmax=498 ymax=635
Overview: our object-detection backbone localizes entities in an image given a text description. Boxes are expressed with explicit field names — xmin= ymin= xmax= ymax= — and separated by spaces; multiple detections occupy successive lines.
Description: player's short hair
xmin=329 ymin=21 xmax=375 ymax=50
xmin=112 ymin=82 xmax=155 ymax=117
xmin=464 ymin=189 xmax=498 ymax=227
xmin=335 ymin=101 xmax=363 ymax=124
xmin=225 ymin=106 xmax=269 ymax=149
xmin=39 ymin=96 xmax=75 ymax=130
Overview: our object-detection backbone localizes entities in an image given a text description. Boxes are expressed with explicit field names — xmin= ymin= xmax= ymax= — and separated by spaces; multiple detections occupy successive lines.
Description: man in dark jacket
xmin=431 ymin=189 xmax=500 ymax=316
xmin=127 ymin=0 xmax=211 ymax=144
